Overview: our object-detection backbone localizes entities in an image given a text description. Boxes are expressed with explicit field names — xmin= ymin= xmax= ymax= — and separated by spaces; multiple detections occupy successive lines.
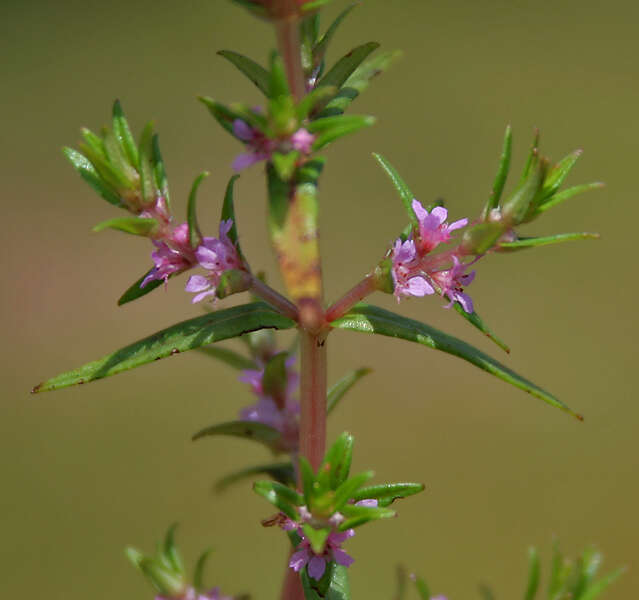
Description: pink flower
xmin=141 ymin=223 xmax=196 ymax=288
xmin=185 ymin=220 xmax=243 ymax=303
xmin=290 ymin=128 xmax=315 ymax=154
xmin=289 ymin=529 xmax=355 ymax=580
xmin=430 ymin=255 xmax=476 ymax=313
xmin=232 ymin=119 xmax=277 ymax=171
xmin=390 ymin=239 xmax=435 ymax=301
xmin=411 ymin=199 xmax=468 ymax=254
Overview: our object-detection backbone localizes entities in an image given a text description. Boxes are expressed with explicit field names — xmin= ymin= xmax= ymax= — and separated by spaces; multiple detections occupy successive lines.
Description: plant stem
xmin=299 ymin=328 xmax=328 ymax=472
xmin=273 ymin=10 xmax=306 ymax=101
xmin=250 ymin=276 xmax=300 ymax=321
xmin=325 ymin=274 xmax=377 ymax=322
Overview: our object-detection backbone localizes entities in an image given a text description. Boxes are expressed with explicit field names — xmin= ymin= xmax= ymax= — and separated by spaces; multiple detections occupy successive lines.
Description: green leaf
xmin=193 ymin=549 xmax=212 ymax=592
xmin=152 ymin=134 xmax=170 ymax=205
xmin=272 ymin=151 xmax=300 ymax=181
xmin=32 ymin=303 xmax=295 ymax=392
xmin=253 ymin=481 xmax=301 ymax=520
xmin=302 ymin=524 xmax=331 ymax=554
xmin=318 ymin=50 xmax=402 ymax=117
xmin=548 ymin=541 xmax=566 ymax=598
xmin=413 ymin=576 xmax=430 ymax=600
xmin=198 ymin=97 xmax=243 ymax=136
xmin=269 ymin=51 xmax=291 ymax=99
xmin=502 ymin=158 xmax=546 ymax=225
xmin=535 ymin=182 xmax=604 ymax=214
xmin=299 ymin=456 xmax=316 ymax=506
xmin=330 ymin=304 xmax=582 ymax=420
xmin=218 ymin=50 xmax=270 ymax=96
xmin=321 ymin=431 xmax=354 ymax=489
xmin=63 ymin=147 xmax=123 ymax=207
xmin=318 ymin=42 xmax=380 ymax=91
xmin=262 ymin=352 xmax=289 ymax=406
xmin=372 ymin=153 xmax=418 ymax=227
xmin=220 ymin=174 xmax=246 ymax=262
xmin=542 ymin=150 xmax=582 ymax=200
xmin=524 ymin=547 xmax=540 ymax=600
xmin=215 ymin=462 xmax=295 ymax=492
xmin=520 ymin=129 xmax=540 ymax=183
xmin=92 ymin=216 xmax=157 ymax=236
xmin=80 ymin=127 xmax=107 ymax=159
xmin=478 ymin=584 xmax=496 ymax=600
xmin=333 ymin=471 xmax=374 ymax=510
xmin=498 ymin=232 xmax=599 ymax=251
xmin=196 ymin=345 xmax=255 ymax=370
xmin=138 ymin=122 xmax=157 ymax=203
xmin=327 ymin=368 xmax=371 ymax=414
xmin=313 ymin=4 xmax=357 ymax=68
xmin=297 ymin=86 xmax=338 ymax=121
xmin=117 ymin=269 xmax=164 ymax=306
xmin=578 ymin=567 xmax=625 ymax=600
xmin=452 ymin=304 xmax=510 ymax=353
xmin=103 ymin=128 xmax=138 ymax=185
xmin=302 ymin=563 xmax=351 ymax=600
xmin=301 ymin=0 xmax=335 ymax=12
xmin=350 ymin=482 xmax=425 ymax=507
xmin=112 ymin=100 xmax=139 ymax=166
xmin=311 ymin=115 xmax=375 ymax=150
xmin=187 ymin=171 xmax=209 ymax=247
xmin=192 ymin=420 xmax=283 ymax=452
xmin=163 ymin=524 xmax=184 ymax=575
xmin=482 ymin=124 xmax=512 ymax=219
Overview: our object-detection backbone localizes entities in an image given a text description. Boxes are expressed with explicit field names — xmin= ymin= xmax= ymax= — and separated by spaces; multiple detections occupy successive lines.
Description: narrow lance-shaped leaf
xmin=318 ymin=41 xmax=380 ymax=91
xmin=103 ymin=128 xmax=138 ymax=186
xmin=32 ymin=303 xmax=295 ymax=392
xmin=413 ymin=576 xmax=430 ymax=600
xmin=198 ymin=97 xmax=243 ymax=136
xmin=253 ymin=481 xmax=303 ymax=520
xmin=112 ymin=99 xmax=139 ymax=166
xmin=478 ymin=584 xmax=496 ymax=600
xmin=187 ymin=171 xmax=209 ymax=247
xmin=218 ymin=50 xmax=270 ymax=96
xmin=221 ymin=174 xmax=246 ymax=263
xmin=92 ymin=216 xmax=157 ymax=236
xmin=350 ymin=482 xmax=425 ymax=507
xmin=327 ymin=368 xmax=372 ymax=414
xmin=193 ymin=549 xmax=212 ymax=592
xmin=452 ymin=303 xmax=510 ymax=353
xmin=117 ymin=269 xmax=164 ymax=306
xmin=138 ymin=122 xmax=157 ymax=203
xmin=372 ymin=153 xmax=418 ymax=227
xmin=163 ymin=524 xmax=184 ymax=574
xmin=152 ymin=134 xmax=170 ymax=205
xmin=535 ymin=182 xmax=604 ymax=214
xmin=579 ymin=567 xmax=626 ymax=600
xmin=524 ymin=547 xmax=540 ymax=600
xmin=318 ymin=50 xmax=402 ymax=117
xmin=309 ymin=115 xmax=376 ymax=150
xmin=192 ymin=420 xmax=282 ymax=450
xmin=498 ymin=232 xmax=599 ymax=251
xmin=312 ymin=4 xmax=357 ymax=69
xmin=542 ymin=149 xmax=582 ymax=200
xmin=63 ymin=147 xmax=123 ymax=207
xmin=520 ymin=129 xmax=540 ymax=183
xmin=482 ymin=124 xmax=512 ymax=219
xmin=330 ymin=303 xmax=582 ymax=420
xmin=301 ymin=563 xmax=352 ymax=600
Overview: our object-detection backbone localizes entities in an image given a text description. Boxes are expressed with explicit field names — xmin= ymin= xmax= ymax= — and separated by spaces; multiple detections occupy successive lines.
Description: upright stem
xmin=299 ymin=328 xmax=328 ymax=471
xmin=273 ymin=12 xmax=306 ymax=101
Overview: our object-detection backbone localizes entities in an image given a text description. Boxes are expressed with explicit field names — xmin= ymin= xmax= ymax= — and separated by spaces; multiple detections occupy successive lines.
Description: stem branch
xmin=325 ymin=275 xmax=377 ymax=322
xmin=250 ymin=276 xmax=300 ymax=322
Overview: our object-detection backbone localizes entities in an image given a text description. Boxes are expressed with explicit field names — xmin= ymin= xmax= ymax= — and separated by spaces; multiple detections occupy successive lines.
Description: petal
xmin=185 ymin=275 xmax=210 ymax=293
xmin=456 ymin=292 xmax=474 ymax=314
xmin=140 ymin=268 xmax=159 ymax=288
xmin=411 ymin=198 xmax=428 ymax=222
xmin=461 ymin=269 xmax=476 ymax=286
xmin=407 ymin=277 xmax=435 ymax=297
xmin=195 ymin=246 xmax=219 ymax=270
xmin=332 ymin=548 xmax=355 ymax=568
xmin=232 ymin=119 xmax=254 ymax=141
xmin=431 ymin=206 xmax=448 ymax=225
xmin=192 ymin=289 xmax=217 ymax=304
xmin=355 ymin=499 xmax=378 ymax=508
xmin=447 ymin=217 xmax=468 ymax=232
xmin=307 ymin=556 xmax=327 ymax=580
xmin=289 ymin=549 xmax=310 ymax=572
xmin=232 ymin=152 xmax=261 ymax=171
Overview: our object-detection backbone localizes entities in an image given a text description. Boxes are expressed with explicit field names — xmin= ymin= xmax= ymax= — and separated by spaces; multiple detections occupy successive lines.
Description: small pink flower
xmin=290 ymin=128 xmax=315 ymax=154
xmin=390 ymin=239 xmax=435 ymax=301
xmin=141 ymin=222 xmax=195 ymax=288
xmin=231 ymin=119 xmax=277 ymax=171
xmin=430 ymin=255 xmax=476 ymax=313
xmin=185 ymin=220 xmax=243 ymax=303
xmin=289 ymin=529 xmax=356 ymax=580
xmin=411 ymin=199 xmax=468 ymax=254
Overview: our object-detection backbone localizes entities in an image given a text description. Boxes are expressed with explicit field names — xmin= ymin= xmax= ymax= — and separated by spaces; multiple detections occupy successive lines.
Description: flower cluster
xmin=391 ymin=199 xmax=476 ymax=312
xmin=185 ymin=220 xmax=244 ymax=302
xmin=281 ymin=500 xmax=378 ymax=580
xmin=239 ymin=353 xmax=300 ymax=452
xmin=232 ymin=117 xmax=315 ymax=172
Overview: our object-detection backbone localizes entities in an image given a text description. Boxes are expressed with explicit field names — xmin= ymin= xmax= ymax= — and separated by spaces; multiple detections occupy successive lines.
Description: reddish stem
xmin=325 ymin=275 xmax=377 ymax=322
xmin=273 ymin=13 xmax=306 ymax=101
xmin=250 ymin=276 xmax=300 ymax=322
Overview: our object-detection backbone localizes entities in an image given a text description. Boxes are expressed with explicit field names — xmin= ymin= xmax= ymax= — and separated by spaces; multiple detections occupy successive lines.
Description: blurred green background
xmin=3 ymin=0 xmax=637 ymax=598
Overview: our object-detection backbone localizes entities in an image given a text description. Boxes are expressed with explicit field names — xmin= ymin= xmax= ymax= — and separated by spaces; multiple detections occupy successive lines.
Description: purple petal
xmin=460 ymin=270 xmax=476 ymax=286
xmin=307 ymin=556 xmax=327 ymax=580
xmin=232 ymin=152 xmax=261 ymax=171
xmin=185 ymin=275 xmax=210 ymax=293
xmin=195 ymin=246 xmax=219 ymax=270
xmin=140 ymin=268 xmax=159 ymax=288
xmin=407 ymin=276 xmax=435 ymax=297
xmin=455 ymin=291 xmax=474 ymax=314
xmin=332 ymin=548 xmax=355 ymax=568
xmin=289 ymin=549 xmax=310 ymax=572
xmin=232 ymin=119 xmax=254 ymax=142
xmin=448 ymin=217 xmax=468 ymax=232
xmin=431 ymin=206 xmax=448 ymax=225
xmin=354 ymin=499 xmax=378 ymax=508
xmin=411 ymin=198 xmax=428 ymax=222
xmin=192 ymin=289 xmax=218 ymax=304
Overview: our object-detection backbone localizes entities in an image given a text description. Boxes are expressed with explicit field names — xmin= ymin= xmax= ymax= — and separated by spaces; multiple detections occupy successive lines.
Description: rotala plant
xmin=32 ymin=1 xmax=624 ymax=599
